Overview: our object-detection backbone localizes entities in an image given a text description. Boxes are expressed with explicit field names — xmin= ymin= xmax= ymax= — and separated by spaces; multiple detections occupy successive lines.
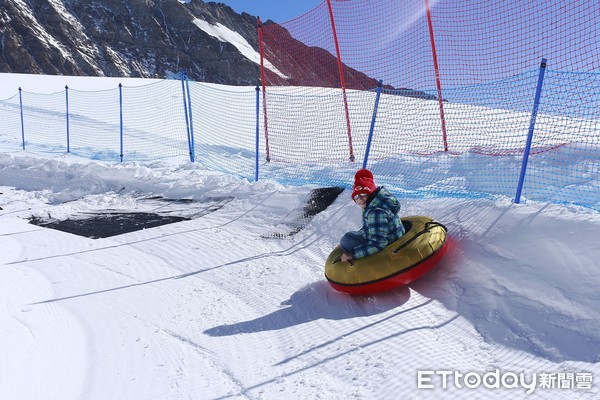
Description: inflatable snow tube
xmin=325 ymin=216 xmax=448 ymax=295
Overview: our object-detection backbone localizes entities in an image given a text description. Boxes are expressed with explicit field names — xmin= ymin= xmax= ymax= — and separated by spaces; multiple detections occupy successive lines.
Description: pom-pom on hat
xmin=351 ymin=169 xmax=376 ymax=199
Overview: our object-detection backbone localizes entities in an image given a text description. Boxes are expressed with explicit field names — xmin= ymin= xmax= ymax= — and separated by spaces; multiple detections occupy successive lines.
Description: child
xmin=340 ymin=169 xmax=405 ymax=263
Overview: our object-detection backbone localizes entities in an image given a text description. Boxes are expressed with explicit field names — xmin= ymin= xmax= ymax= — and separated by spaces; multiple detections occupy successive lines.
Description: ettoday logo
xmin=417 ymin=369 xmax=593 ymax=394
xmin=417 ymin=369 xmax=537 ymax=394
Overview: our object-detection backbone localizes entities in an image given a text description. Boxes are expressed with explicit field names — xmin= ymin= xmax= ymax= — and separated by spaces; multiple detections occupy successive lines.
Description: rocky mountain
xmin=0 ymin=0 xmax=264 ymax=84
xmin=0 ymin=0 xmax=433 ymax=98
xmin=258 ymin=21 xmax=380 ymax=91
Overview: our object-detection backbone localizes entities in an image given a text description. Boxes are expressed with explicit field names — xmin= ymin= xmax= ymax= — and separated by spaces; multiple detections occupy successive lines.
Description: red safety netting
xmin=255 ymin=0 xmax=600 ymax=209
xmin=257 ymin=0 xmax=599 ymax=161
xmin=260 ymin=0 xmax=599 ymax=90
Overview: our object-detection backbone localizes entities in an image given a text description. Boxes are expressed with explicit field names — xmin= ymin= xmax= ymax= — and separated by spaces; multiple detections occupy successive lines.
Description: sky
xmin=0 ymin=73 xmax=599 ymax=400
xmin=214 ymin=0 xmax=323 ymax=23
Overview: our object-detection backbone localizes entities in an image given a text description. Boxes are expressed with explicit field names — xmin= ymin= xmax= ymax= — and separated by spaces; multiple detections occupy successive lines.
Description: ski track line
xmin=159 ymin=328 xmax=250 ymax=399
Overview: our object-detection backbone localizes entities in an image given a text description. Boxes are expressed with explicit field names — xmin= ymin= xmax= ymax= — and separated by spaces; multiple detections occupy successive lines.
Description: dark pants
xmin=340 ymin=231 xmax=366 ymax=253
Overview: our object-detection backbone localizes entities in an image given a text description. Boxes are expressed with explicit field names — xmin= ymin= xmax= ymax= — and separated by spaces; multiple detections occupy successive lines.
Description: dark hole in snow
xmin=262 ymin=186 xmax=345 ymax=238
xmin=30 ymin=212 xmax=189 ymax=239
xmin=29 ymin=196 xmax=234 ymax=239
xmin=28 ymin=187 xmax=344 ymax=240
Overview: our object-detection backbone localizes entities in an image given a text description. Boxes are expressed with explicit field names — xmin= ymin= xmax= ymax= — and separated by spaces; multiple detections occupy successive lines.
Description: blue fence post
xmin=65 ymin=85 xmax=70 ymax=153
xmin=18 ymin=87 xmax=25 ymax=150
xmin=515 ymin=58 xmax=547 ymax=204
xmin=184 ymin=73 xmax=195 ymax=162
xmin=180 ymin=69 xmax=194 ymax=163
xmin=255 ymin=85 xmax=260 ymax=182
xmin=119 ymin=83 xmax=124 ymax=163
xmin=362 ymin=80 xmax=383 ymax=169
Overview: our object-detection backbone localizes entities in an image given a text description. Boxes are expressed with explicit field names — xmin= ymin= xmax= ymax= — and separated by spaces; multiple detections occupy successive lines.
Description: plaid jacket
xmin=352 ymin=187 xmax=405 ymax=259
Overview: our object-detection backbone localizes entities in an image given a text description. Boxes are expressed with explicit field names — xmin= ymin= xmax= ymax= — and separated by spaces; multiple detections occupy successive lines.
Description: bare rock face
xmin=0 ymin=0 xmax=431 ymax=97
xmin=0 ymin=0 xmax=261 ymax=84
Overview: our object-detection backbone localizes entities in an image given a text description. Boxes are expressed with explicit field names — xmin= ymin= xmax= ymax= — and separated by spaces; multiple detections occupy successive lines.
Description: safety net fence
xmin=257 ymin=0 xmax=600 ymax=208
xmin=0 ymin=0 xmax=598 ymax=211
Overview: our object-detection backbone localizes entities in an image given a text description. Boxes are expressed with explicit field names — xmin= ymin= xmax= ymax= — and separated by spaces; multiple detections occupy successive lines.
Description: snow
xmin=11 ymin=0 xmax=68 ymax=59
xmin=192 ymin=19 xmax=289 ymax=79
xmin=1 ymin=75 xmax=599 ymax=400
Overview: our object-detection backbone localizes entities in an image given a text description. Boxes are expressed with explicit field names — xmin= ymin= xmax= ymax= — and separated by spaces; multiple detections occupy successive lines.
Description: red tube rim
xmin=327 ymin=239 xmax=449 ymax=296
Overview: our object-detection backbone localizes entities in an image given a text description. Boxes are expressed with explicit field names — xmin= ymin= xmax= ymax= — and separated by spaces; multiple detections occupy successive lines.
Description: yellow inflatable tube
xmin=325 ymin=216 xmax=448 ymax=295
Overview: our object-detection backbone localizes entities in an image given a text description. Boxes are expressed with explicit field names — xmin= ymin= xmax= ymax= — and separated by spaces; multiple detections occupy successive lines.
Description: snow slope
xmin=0 ymin=151 xmax=598 ymax=400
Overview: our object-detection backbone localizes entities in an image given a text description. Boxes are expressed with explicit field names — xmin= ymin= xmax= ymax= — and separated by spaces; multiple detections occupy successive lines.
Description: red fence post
xmin=425 ymin=0 xmax=449 ymax=152
xmin=326 ymin=0 xmax=355 ymax=161
xmin=257 ymin=17 xmax=271 ymax=162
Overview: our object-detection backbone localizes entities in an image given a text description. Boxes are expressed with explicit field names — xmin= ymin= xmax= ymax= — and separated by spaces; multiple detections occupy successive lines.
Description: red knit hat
xmin=351 ymin=169 xmax=376 ymax=199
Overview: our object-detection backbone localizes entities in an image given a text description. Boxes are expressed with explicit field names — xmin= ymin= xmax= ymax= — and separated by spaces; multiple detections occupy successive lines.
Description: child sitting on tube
xmin=340 ymin=169 xmax=405 ymax=263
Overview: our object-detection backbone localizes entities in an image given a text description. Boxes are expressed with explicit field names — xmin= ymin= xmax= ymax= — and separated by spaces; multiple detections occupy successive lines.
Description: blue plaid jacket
xmin=352 ymin=187 xmax=405 ymax=259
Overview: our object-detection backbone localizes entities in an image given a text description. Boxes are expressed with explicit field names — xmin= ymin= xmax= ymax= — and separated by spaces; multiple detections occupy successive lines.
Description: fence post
xmin=18 ymin=87 xmax=25 ymax=150
xmin=180 ymin=69 xmax=194 ymax=162
xmin=363 ymin=80 xmax=383 ymax=169
xmin=326 ymin=0 xmax=355 ymax=161
xmin=119 ymin=83 xmax=124 ymax=163
xmin=65 ymin=85 xmax=70 ymax=153
xmin=184 ymin=72 xmax=195 ymax=162
xmin=515 ymin=58 xmax=547 ymax=204
xmin=425 ymin=0 xmax=449 ymax=152
xmin=257 ymin=17 xmax=271 ymax=162
xmin=255 ymin=85 xmax=260 ymax=181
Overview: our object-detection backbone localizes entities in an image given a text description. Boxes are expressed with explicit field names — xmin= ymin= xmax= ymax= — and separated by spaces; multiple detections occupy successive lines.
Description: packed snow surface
xmin=0 ymin=151 xmax=598 ymax=400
